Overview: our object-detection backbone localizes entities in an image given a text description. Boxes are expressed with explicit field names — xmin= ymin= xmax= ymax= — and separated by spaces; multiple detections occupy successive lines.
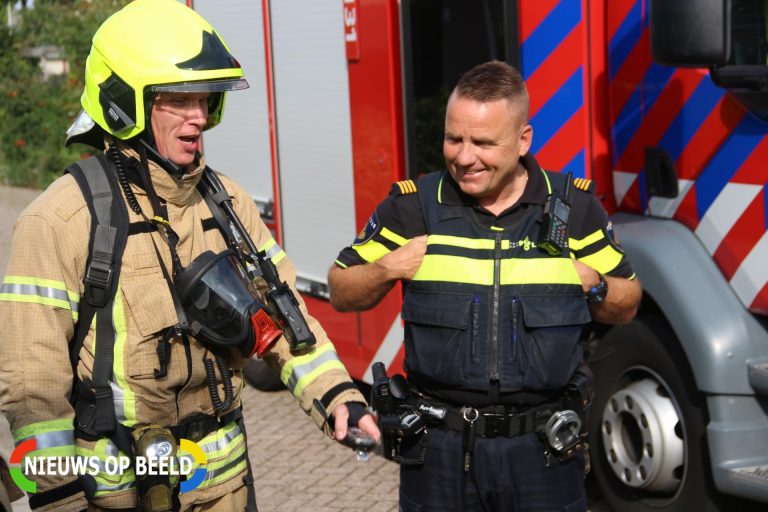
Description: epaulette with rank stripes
xmin=390 ymin=179 xmax=418 ymax=195
xmin=572 ymin=177 xmax=595 ymax=193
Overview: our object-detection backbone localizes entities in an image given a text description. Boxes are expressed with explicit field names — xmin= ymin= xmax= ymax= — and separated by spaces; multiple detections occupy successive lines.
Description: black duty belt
xmin=442 ymin=403 xmax=558 ymax=438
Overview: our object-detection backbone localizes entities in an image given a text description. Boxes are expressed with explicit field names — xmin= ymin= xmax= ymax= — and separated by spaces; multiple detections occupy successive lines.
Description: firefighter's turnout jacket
xmin=0 ymin=144 xmax=365 ymax=511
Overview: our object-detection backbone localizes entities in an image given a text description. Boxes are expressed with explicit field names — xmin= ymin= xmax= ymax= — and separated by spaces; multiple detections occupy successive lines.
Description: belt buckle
xmin=482 ymin=413 xmax=510 ymax=438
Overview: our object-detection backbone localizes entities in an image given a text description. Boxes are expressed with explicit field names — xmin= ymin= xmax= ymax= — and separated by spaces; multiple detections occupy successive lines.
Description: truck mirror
xmin=649 ymin=0 xmax=730 ymax=67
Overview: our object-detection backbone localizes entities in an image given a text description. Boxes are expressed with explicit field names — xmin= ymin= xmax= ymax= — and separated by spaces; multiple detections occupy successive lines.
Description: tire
xmin=243 ymin=359 xmax=285 ymax=391
xmin=587 ymin=315 xmax=723 ymax=512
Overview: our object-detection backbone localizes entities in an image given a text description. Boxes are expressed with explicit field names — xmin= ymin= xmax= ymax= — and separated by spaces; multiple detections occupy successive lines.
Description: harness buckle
xmin=84 ymin=256 xmax=113 ymax=307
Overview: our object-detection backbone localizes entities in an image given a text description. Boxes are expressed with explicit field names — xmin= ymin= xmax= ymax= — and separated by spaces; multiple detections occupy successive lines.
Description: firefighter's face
xmin=150 ymin=92 xmax=209 ymax=169
xmin=443 ymin=93 xmax=532 ymax=206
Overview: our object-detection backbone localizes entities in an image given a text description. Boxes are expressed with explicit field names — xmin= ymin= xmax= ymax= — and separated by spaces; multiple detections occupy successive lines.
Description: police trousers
xmin=399 ymin=428 xmax=586 ymax=512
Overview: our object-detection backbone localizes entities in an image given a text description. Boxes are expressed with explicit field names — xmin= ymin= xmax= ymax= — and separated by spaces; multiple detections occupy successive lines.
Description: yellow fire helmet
xmin=66 ymin=0 xmax=248 ymax=146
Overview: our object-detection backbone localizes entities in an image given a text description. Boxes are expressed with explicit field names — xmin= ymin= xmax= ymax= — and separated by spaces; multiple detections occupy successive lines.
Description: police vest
xmin=402 ymin=170 xmax=591 ymax=393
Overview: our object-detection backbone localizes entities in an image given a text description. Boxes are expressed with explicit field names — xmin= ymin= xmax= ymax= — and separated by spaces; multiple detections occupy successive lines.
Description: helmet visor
xmin=151 ymin=77 xmax=249 ymax=94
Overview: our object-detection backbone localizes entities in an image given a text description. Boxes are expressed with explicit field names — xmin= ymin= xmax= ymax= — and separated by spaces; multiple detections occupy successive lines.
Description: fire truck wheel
xmin=587 ymin=315 xmax=722 ymax=512
xmin=243 ymin=359 xmax=285 ymax=392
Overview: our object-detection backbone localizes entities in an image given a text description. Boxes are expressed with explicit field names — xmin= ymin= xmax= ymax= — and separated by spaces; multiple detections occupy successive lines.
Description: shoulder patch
xmin=390 ymin=180 xmax=418 ymax=196
xmin=572 ymin=177 xmax=595 ymax=193
xmin=352 ymin=213 xmax=381 ymax=245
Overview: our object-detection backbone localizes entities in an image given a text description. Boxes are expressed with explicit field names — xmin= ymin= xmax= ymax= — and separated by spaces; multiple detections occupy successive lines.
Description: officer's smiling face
xmin=151 ymin=92 xmax=210 ymax=169
xmin=443 ymin=92 xmax=532 ymax=207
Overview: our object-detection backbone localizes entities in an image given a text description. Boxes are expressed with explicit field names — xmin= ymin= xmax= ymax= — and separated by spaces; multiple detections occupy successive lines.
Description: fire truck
xmin=189 ymin=0 xmax=767 ymax=510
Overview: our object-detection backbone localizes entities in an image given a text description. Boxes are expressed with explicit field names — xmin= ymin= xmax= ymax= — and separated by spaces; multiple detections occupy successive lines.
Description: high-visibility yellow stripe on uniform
xmin=0 ymin=276 xmax=79 ymax=321
xmin=181 ymin=421 xmax=247 ymax=490
xmin=352 ymin=240 xmax=390 ymax=263
xmin=413 ymin=255 xmax=582 ymax=286
xmin=569 ymin=228 xmax=604 ymax=251
xmin=352 ymin=227 xmax=409 ymax=263
xmin=13 ymin=419 xmax=76 ymax=458
xmin=428 ymin=235 xmax=511 ymax=250
xmin=75 ymin=439 xmax=135 ymax=496
xmin=280 ymin=343 xmax=346 ymax=399
xmin=259 ymin=238 xmax=286 ymax=265
xmin=380 ymin=228 xmax=408 ymax=247
xmin=110 ymin=281 xmax=137 ymax=427
xmin=577 ymin=245 xmax=624 ymax=275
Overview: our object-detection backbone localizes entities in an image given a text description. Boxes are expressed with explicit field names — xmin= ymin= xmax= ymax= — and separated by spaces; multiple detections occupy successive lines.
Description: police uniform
xmin=335 ymin=154 xmax=635 ymax=511
xmin=0 ymin=145 xmax=366 ymax=511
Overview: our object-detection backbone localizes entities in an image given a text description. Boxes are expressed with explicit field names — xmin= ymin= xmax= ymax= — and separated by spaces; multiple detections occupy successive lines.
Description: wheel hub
xmin=601 ymin=377 xmax=684 ymax=493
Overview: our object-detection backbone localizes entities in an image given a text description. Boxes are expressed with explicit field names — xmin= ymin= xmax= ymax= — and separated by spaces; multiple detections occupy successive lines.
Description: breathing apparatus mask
xmin=175 ymin=249 xmax=282 ymax=358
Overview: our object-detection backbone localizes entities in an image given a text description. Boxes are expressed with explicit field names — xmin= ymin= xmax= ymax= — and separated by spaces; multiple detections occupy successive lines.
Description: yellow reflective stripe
xmin=428 ymin=235 xmax=511 ymax=250
xmin=25 ymin=446 xmax=77 ymax=461
xmin=280 ymin=343 xmax=346 ymax=399
xmin=334 ymin=260 xmax=349 ymax=269
xmin=569 ymin=228 xmax=604 ymax=251
xmin=196 ymin=423 xmax=242 ymax=460
xmin=75 ymin=445 xmax=135 ymax=493
xmin=414 ymin=255 xmax=581 ymax=285
xmin=500 ymin=258 xmax=582 ymax=285
xmin=413 ymin=255 xmax=493 ymax=284
xmin=13 ymin=419 xmax=74 ymax=443
xmin=380 ymin=227 xmax=408 ymax=247
xmin=111 ymin=282 xmax=137 ymax=427
xmin=541 ymin=169 xmax=553 ymax=194
xmin=352 ymin=240 xmax=390 ymax=263
xmin=577 ymin=245 xmax=624 ymax=275
xmin=0 ymin=276 xmax=79 ymax=321
xmin=259 ymin=238 xmax=286 ymax=265
xmin=200 ymin=448 xmax=247 ymax=488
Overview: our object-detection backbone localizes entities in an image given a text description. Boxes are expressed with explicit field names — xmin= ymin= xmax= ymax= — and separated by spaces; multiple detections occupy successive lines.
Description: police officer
xmin=328 ymin=61 xmax=642 ymax=511
xmin=0 ymin=1 xmax=378 ymax=510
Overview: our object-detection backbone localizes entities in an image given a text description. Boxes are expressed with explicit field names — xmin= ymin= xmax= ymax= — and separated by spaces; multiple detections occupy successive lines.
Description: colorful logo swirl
xmin=179 ymin=438 xmax=208 ymax=493
xmin=10 ymin=437 xmax=207 ymax=494
xmin=9 ymin=438 xmax=36 ymax=493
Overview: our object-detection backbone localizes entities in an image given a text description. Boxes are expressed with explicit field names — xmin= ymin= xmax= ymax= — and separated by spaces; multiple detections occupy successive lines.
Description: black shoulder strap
xmin=66 ymin=153 xmax=129 ymax=435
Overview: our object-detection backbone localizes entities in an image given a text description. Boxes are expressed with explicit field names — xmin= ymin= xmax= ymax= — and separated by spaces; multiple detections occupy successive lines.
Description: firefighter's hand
xmin=332 ymin=403 xmax=381 ymax=444
xmin=376 ymin=235 xmax=427 ymax=281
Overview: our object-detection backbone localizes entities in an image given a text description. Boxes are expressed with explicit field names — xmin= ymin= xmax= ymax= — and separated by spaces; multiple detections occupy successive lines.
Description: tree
xmin=0 ymin=0 xmax=128 ymax=188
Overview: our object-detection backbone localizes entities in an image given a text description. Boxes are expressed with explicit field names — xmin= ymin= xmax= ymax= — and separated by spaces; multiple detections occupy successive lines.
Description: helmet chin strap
xmin=138 ymin=138 xmax=183 ymax=177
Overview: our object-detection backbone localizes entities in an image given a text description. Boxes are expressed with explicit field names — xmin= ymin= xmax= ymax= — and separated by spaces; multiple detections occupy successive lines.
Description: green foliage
xmin=0 ymin=0 xmax=128 ymax=189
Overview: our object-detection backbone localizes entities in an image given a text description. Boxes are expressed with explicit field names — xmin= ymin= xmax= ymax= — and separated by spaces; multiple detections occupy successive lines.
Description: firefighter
xmin=328 ymin=61 xmax=642 ymax=511
xmin=0 ymin=1 xmax=378 ymax=510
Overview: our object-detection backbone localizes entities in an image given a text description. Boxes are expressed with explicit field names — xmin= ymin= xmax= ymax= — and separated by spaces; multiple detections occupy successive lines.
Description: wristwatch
xmin=585 ymin=273 xmax=608 ymax=304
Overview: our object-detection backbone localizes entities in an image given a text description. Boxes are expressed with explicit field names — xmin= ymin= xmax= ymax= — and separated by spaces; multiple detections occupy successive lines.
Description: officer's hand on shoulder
xmin=376 ymin=235 xmax=427 ymax=281
xmin=572 ymin=259 xmax=601 ymax=293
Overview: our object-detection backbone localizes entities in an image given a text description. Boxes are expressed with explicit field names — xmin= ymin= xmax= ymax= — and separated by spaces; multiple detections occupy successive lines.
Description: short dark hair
xmin=453 ymin=60 xmax=529 ymax=122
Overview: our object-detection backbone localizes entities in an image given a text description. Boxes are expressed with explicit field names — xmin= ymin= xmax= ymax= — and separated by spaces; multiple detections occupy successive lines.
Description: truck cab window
xmin=711 ymin=0 xmax=768 ymax=119
xmin=401 ymin=0 xmax=518 ymax=178
xmin=730 ymin=0 xmax=768 ymax=65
